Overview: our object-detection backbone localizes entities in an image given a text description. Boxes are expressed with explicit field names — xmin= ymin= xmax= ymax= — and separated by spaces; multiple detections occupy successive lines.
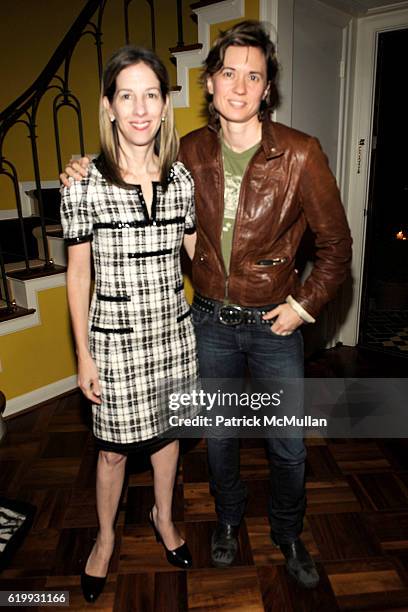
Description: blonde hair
xmin=99 ymin=45 xmax=179 ymax=190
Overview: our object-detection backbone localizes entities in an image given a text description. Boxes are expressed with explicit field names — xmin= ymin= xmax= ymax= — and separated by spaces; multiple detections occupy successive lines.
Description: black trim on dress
xmin=96 ymin=293 xmax=131 ymax=302
xmin=65 ymin=234 xmax=93 ymax=245
xmin=93 ymin=217 xmax=184 ymax=230
xmin=176 ymin=308 xmax=192 ymax=323
xmin=91 ymin=325 xmax=133 ymax=334
xmin=128 ymin=249 xmax=172 ymax=258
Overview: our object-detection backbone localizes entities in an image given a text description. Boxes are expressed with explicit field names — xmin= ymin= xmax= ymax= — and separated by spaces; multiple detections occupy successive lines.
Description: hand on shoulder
xmin=60 ymin=156 xmax=91 ymax=187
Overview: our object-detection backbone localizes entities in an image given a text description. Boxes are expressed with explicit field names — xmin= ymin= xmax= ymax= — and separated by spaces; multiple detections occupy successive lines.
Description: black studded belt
xmin=192 ymin=293 xmax=275 ymax=326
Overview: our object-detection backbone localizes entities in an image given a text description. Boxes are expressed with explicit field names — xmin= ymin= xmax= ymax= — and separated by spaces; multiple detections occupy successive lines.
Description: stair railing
xmin=0 ymin=0 xmax=189 ymax=317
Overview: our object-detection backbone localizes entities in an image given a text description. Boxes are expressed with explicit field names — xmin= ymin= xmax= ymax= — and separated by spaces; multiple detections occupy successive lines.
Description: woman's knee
xmin=99 ymin=450 xmax=127 ymax=467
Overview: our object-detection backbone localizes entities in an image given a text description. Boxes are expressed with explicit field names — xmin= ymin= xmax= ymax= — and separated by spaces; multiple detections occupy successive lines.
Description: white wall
xmin=292 ymin=0 xmax=351 ymax=173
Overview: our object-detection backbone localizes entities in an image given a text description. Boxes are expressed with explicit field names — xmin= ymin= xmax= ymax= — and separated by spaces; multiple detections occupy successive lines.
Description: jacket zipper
xmin=226 ymin=149 xmax=259 ymax=302
xmin=217 ymin=143 xmax=230 ymax=303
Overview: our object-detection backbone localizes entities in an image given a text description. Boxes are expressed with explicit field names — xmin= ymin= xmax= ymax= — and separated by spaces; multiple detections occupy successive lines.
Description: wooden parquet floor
xmin=1 ymin=347 xmax=408 ymax=611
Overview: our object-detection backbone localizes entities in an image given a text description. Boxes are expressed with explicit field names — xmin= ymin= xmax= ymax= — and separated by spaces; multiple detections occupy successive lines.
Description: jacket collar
xmin=207 ymin=114 xmax=283 ymax=159
xmin=261 ymin=116 xmax=284 ymax=159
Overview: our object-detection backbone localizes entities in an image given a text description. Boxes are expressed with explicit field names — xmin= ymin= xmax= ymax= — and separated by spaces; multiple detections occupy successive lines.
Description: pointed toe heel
xmin=149 ymin=509 xmax=192 ymax=569
xmin=165 ymin=541 xmax=192 ymax=569
xmin=80 ymin=571 xmax=107 ymax=603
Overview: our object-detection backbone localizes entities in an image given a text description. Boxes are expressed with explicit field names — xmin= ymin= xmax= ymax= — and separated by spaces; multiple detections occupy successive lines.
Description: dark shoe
xmin=149 ymin=510 xmax=192 ymax=569
xmin=211 ymin=523 xmax=239 ymax=568
xmin=80 ymin=539 xmax=112 ymax=603
xmin=80 ymin=571 xmax=107 ymax=604
xmin=279 ymin=539 xmax=319 ymax=589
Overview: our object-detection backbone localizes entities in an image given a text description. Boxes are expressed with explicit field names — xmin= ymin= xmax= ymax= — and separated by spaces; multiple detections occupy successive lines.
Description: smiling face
xmin=105 ymin=61 xmax=167 ymax=150
xmin=207 ymin=45 xmax=269 ymax=128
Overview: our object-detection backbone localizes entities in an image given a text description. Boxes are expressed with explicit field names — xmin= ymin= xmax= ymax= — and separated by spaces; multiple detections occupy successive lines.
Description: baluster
xmin=146 ymin=0 xmax=156 ymax=51
xmin=29 ymin=104 xmax=53 ymax=269
xmin=0 ymin=238 xmax=13 ymax=312
xmin=176 ymin=0 xmax=184 ymax=48
xmin=124 ymin=0 xmax=131 ymax=44
xmin=0 ymin=160 xmax=31 ymax=274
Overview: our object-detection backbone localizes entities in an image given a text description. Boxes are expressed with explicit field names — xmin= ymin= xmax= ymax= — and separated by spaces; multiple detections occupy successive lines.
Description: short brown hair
xmin=202 ymin=20 xmax=280 ymax=122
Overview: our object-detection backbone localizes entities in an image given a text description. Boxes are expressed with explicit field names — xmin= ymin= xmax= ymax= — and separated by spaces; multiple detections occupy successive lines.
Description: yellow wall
xmin=0 ymin=286 xmax=77 ymax=399
xmin=1 ymin=0 xmax=260 ymax=402
xmin=0 ymin=0 xmax=87 ymax=111
xmin=0 ymin=0 xmax=198 ymax=211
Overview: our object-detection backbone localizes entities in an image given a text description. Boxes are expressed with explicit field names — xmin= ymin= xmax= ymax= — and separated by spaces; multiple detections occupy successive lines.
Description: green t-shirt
xmin=221 ymin=139 xmax=260 ymax=273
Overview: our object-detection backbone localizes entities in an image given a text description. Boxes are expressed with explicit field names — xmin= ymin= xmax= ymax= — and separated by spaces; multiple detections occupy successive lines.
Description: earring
xmin=110 ymin=116 xmax=115 ymax=123
xmin=161 ymin=116 xmax=166 ymax=123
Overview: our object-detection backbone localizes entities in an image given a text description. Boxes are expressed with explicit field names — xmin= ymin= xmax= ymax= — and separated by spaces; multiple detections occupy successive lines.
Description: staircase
xmin=0 ymin=0 xmax=257 ymax=417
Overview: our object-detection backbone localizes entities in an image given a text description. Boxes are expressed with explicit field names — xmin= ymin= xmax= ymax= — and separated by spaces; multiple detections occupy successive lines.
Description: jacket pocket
xmin=255 ymin=257 xmax=288 ymax=266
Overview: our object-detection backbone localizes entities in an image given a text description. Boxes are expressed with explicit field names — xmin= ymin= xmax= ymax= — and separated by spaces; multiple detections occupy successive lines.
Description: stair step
xmin=46 ymin=229 xmax=63 ymax=238
xmin=169 ymin=42 xmax=203 ymax=54
xmin=0 ymin=304 xmax=36 ymax=322
xmin=5 ymin=259 xmax=46 ymax=274
xmin=7 ymin=264 xmax=66 ymax=281
xmin=190 ymin=0 xmax=223 ymax=10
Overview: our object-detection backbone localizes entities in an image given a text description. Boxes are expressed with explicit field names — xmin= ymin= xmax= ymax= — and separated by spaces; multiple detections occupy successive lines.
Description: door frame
xmin=339 ymin=5 xmax=408 ymax=346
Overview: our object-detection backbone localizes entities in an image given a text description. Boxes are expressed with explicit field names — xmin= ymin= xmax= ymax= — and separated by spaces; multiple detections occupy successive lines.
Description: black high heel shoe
xmin=80 ymin=540 xmax=111 ymax=603
xmin=81 ymin=571 xmax=107 ymax=604
xmin=149 ymin=509 xmax=192 ymax=569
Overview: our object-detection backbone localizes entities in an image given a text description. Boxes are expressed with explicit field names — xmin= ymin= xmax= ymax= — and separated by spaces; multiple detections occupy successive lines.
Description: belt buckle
xmin=218 ymin=304 xmax=243 ymax=326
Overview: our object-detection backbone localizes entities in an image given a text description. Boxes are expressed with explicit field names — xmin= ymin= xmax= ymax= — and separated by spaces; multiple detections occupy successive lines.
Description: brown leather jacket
xmin=179 ymin=118 xmax=352 ymax=320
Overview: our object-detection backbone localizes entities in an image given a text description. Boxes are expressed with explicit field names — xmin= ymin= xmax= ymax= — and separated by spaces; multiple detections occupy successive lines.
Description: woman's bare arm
xmin=67 ymin=242 xmax=101 ymax=404
xmin=183 ymin=232 xmax=196 ymax=260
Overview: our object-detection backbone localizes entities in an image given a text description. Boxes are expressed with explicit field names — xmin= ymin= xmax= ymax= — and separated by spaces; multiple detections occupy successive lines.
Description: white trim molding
xmin=3 ymin=375 xmax=77 ymax=419
xmin=0 ymin=209 xmax=27 ymax=220
xmin=0 ymin=179 xmax=62 ymax=220
xmin=339 ymin=7 xmax=408 ymax=345
xmin=171 ymin=0 xmax=245 ymax=108
xmin=19 ymin=179 xmax=61 ymax=218
xmin=367 ymin=1 xmax=408 ymax=16
xmin=262 ymin=0 xmax=294 ymax=126
xmin=0 ymin=272 xmax=67 ymax=336
xmin=260 ymin=0 xmax=278 ymax=40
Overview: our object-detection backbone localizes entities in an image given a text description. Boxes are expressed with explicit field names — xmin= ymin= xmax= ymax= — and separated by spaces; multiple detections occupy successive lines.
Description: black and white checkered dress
xmin=61 ymin=159 xmax=198 ymax=445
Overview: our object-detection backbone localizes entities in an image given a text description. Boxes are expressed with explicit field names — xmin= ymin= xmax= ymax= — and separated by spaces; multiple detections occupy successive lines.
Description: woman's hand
xmin=262 ymin=303 xmax=303 ymax=336
xmin=78 ymin=353 xmax=102 ymax=404
xmin=60 ymin=156 xmax=91 ymax=187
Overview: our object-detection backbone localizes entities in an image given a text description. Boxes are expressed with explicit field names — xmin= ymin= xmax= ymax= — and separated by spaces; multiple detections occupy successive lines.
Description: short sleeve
xmin=60 ymin=177 xmax=93 ymax=246
xmin=184 ymin=172 xmax=196 ymax=235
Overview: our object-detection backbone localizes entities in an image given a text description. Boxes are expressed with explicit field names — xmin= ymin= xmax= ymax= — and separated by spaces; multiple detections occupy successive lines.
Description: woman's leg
xmin=85 ymin=450 xmax=127 ymax=577
xmin=150 ymin=440 xmax=183 ymax=549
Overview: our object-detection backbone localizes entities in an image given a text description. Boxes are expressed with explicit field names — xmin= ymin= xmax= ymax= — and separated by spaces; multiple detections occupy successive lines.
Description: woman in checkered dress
xmin=60 ymin=46 xmax=197 ymax=600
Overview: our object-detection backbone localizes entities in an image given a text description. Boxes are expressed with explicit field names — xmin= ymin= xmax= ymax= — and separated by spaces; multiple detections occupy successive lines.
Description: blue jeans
xmin=192 ymin=302 xmax=306 ymax=545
